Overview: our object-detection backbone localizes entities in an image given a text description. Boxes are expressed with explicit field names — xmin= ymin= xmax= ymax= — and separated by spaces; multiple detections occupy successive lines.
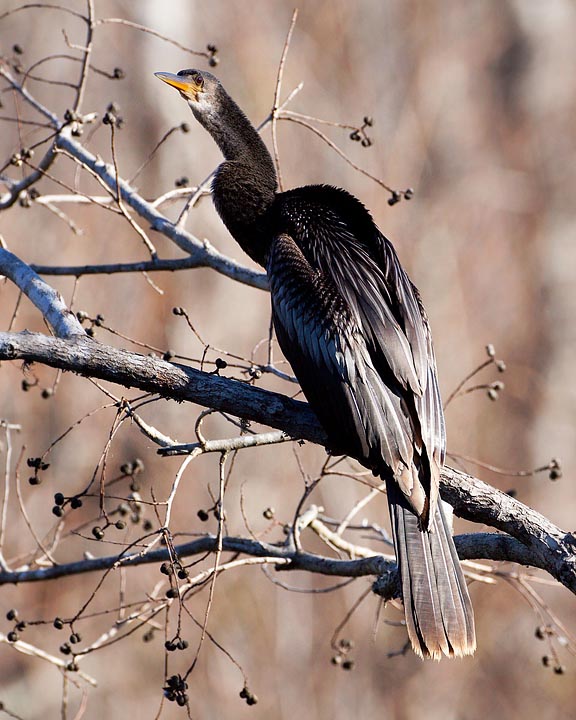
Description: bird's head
xmin=154 ymin=68 xmax=275 ymax=176
xmin=154 ymin=69 xmax=224 ymax=119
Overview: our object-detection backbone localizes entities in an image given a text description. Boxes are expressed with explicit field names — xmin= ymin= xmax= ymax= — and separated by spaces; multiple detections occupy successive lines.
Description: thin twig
xmin=186 ymin=451 xmax=228 ymax=678
xmin=109 ymin=122 xmax=157 ymax=257
xmin=73 ymin=0 xmax=94 ymax=113
xmin=279 ymin=114 xmax=395 ymax=194
xmin=271 ymin=9 xmax=298 ymax=191
xmin=96 ymin=18 xmax=212 ymax=59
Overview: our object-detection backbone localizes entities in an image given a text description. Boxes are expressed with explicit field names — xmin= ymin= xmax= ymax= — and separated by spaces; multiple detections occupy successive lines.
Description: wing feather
xmin=268 ymin=194 xmax=445 ymax=522
xmin=268 ymin=233 xmax=426 ymax=503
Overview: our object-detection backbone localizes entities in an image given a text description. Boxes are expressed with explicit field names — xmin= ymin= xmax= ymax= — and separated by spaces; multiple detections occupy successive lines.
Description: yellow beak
xmin=154 ymin=71 xmax=194 ymax=94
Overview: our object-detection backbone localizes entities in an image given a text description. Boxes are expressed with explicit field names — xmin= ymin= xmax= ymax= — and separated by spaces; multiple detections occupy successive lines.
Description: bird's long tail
xmin=387 ymin=480 xmax=476 ymax=659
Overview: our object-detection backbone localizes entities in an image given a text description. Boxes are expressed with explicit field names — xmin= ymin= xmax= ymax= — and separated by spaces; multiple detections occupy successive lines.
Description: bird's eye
xmin=193 ymin=73 xmax=204 ymax=88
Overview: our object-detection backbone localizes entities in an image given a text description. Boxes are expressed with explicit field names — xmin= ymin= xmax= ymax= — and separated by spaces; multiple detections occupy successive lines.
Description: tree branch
xmin=0 ymin=329 xmax=574 ymax=593
xmin=0 ymin=531 xmax=553 ymax=601
xmin=55 ymin=128 xmax=267 ymax=290
xmin=0 ymin=250 xmax=85 ymax=338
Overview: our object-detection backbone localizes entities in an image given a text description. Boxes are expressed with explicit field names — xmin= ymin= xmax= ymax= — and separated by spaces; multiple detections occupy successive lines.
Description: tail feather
xmin=388 ymin=481 xmax=476 ymax=659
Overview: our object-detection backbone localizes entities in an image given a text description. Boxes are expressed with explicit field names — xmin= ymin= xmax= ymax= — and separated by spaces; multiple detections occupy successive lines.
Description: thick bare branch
xmin=0 ymin=331 xmax=322 ymax=442
xmin=0 ymin=531 xmax=552 ymax=599
xmin=0 ymin=329 xmax=574 ymax=594
xmin=0 ymin=250 xmax=84 ymax=338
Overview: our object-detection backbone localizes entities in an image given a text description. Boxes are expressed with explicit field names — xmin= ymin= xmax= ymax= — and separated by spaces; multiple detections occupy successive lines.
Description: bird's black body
xmin=155 ymin=68 xmax=476 ymax=659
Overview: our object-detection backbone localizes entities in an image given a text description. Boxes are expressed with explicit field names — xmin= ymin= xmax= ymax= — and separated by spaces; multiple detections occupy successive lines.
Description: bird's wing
xmin=373 ymin=232 xmax=446 ymax=472
xmin=268 ymin=233 xmax=441 ymax=517
xmin=314 ymin=226 xmax=445 ymax=466
xmin=268 ymin=231 xmax=445 ymax=516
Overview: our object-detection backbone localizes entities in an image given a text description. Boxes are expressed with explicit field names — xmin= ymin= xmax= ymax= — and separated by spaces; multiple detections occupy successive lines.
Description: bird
xmin=155 ymin=68 xmax=476 ymax=659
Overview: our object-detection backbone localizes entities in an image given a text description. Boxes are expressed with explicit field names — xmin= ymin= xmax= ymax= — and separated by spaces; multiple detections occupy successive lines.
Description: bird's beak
xmin=154 ymin=72 xmax=198 ymax=99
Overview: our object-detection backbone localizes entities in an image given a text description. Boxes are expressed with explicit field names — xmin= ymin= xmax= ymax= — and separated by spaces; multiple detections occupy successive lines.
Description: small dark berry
xmin=177 ymin=568 xmax=188 ymax=580
xmin=7 ymin=631 xmax=18 ymax=643
xmin=142 ymin=520 xmax=153 ymax=531
xmin=60 ymin=643 xmax=71 ymax=655
xmin=166 ymin=588 xmax=178 ymax=599
xmin=6 ymin=609 xmax=17 ymax=621
xmin=342 ymin=659 xmax=355 ymax=670
xmin=70 ymin=497 xmax=83 ymax=509
xmin=197 ymin=509 xmax=209 ymax=522
xmin=160 ymin=562 xmax=171 ymax=576
xmin=180 ymin=123 xmax=190 ymax=133
xmin=92 ymin=526 xmax=105 ymax=540
xmin=113 ymin=67 xmax=125 ymax=79
xmin=15 ymin=621 xmax=27 ymax=631
xmin=69 ymin=632 xmax=81 ymax=644
xmin=52 ymin=506 xmax=64 ymax=517
xmin=215 ymin=357 xmax=227 ymax=370
xmin=28 ymin=476 xmax=41 ymax=486
xmin=54 ymin=617 xmax=64 ymax=630
xmin=41 ymin=388 xmax=53 ymax=399
xmin=54 ymin=493 xmax=65 ymax=506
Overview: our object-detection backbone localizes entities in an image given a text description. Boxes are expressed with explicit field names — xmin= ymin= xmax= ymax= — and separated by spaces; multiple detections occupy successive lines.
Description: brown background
xmin=1 ymin=1 xmax=575 ymax=718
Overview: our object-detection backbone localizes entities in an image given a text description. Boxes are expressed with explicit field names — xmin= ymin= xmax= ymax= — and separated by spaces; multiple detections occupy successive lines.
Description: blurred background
xmin=0 ymin=1 xmax=575 ymax=718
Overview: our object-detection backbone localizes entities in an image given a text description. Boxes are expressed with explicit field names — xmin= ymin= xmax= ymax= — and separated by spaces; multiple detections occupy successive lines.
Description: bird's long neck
xmin=190 ymin=90 xmax=277 ymax=265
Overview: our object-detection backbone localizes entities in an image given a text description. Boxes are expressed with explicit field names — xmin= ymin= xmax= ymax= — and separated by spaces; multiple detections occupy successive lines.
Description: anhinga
xmin=155 ymin=69 xmax=476 ymax=659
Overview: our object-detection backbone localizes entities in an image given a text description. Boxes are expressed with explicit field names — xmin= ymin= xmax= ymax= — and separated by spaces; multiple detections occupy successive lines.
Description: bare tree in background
xmin=0 ymin=3 xmax=574 ymax=718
